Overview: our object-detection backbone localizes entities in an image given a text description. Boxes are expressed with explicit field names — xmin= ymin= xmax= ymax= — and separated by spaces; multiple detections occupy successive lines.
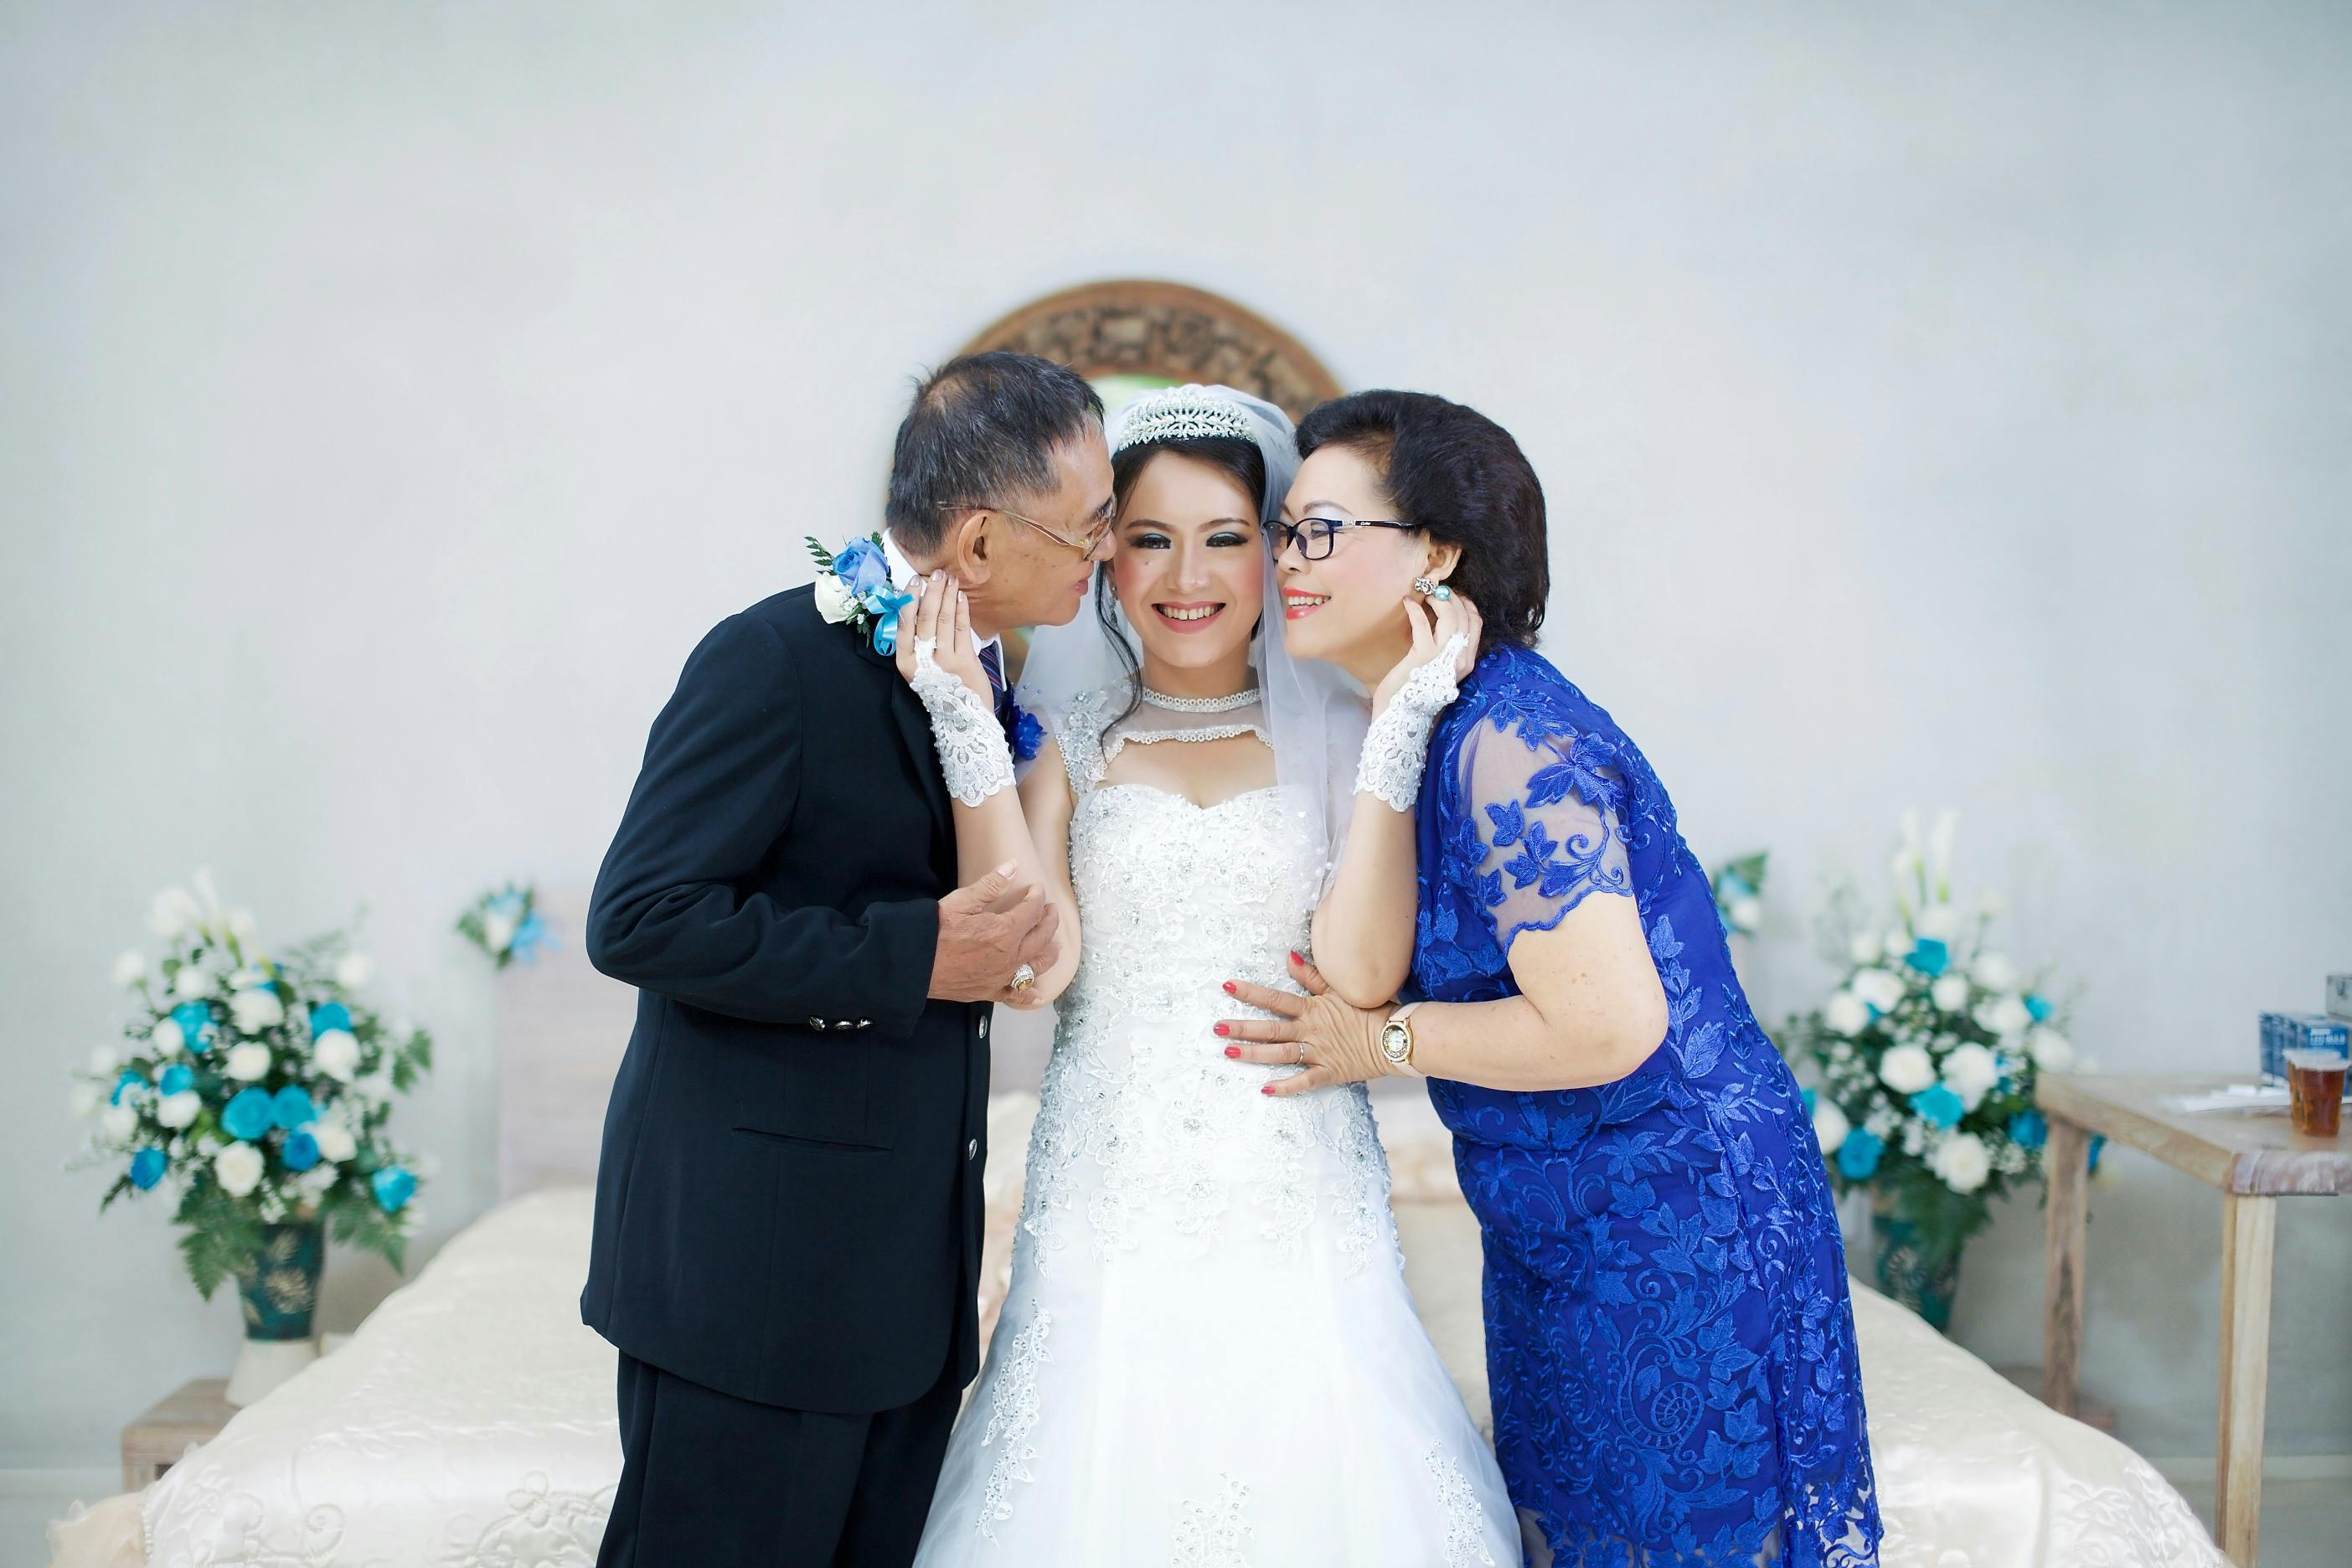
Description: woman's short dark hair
xmin=885 ymin=351 xmax=1104 ymax=554
xmin=1091 ymin=434 xmax=1270 ymax=737
xmin=1293 ymin=389 xmax=1548 ymax=652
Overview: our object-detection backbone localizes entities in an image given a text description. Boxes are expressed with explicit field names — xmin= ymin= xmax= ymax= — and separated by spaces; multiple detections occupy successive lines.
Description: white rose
xmin=157 ymin=1091 xmax=202 ymax=1129
xmin=1824 ymin=993 xmax=1870 ymax=1037
xmin=334 ymin=953 xmax=374 ymax=989
xmin=1932 ymin=1132 xmax=1992 ymax=1194
xmin=1846 ymin=932 xmax=1880 ymax=965
xmin=213 ymin=1142 xmax=265 ymax=1198
xmin=1971 ymin=952 xmax=2015 ymax=991
xmin=1943 ymin=1042 xmax=2001 ymax=1108
xmin=1852 ymin=969 xmax=1906 ymax=1014
xmin=224 ymin=1043 xmax=272 ymax=1081
xmin=230 ymin=988 xmax=285 ymax=1033
xmin=147 ymin=887 xmax=202 ymax=939
xmin=1882 ymin=930 xmax=1913 ymax=962
xmin=101 ymin=1104 xmax=137 ymax=1143
xmin=312 ymin=1121 xmax=358 ymax=1163
xmin=1812 ymin=1098 xmax=1851 ymax=1155
xmin=1916 ymin=905 xmax=1958 ymax=941
xmin=484 ymin=910 xmax=518 ymax=955
xmin=149 ymin=1019 xmax=184 ymax=1055
xmin=1878 ymin=1043 xmax=1937 ymax=1095
xmin=1931 ymin=975 xmax=1971 ymax=1014
xmin=312 ymin=1029 xmax=361 ymax=1084
xmin=812 ymin=572 xmax=857 ymax=624
xmin=2027 ymin=1026 xmax=2074 ymax=1072
xmin=173 ymin=964 xmax=214 ymax=1000
xmin=1728 ymin=898 xmax=1761 ymax=934
xmin=112 ymin=951 xmax=147 ymax=987
xmin=1978 ymin=993 xmax=2033 ymax=1039
xmin=69 ymin=1082 xmax=101 ymax=1119
xmin=90 ymin=1043 xmax=121 ymax=1075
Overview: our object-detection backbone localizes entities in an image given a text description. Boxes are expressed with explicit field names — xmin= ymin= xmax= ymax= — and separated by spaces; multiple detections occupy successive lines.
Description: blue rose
xmin=510 ymin=911 xmax=553 ymax=963
xmin=2009 ymin=1110 xmax=2048 ymax=1150
xmin=1906 ymin=937 xmax=1950 ymax=977
xmin=1011 ymin=704 xmax=1044 ymax=763
xmin=271 ymin=1086 xmax=317 ymax=1131
xmin=830 ymin=537 xmax=892 ymax=598
xmin=1910 ymin=1083 xmax=1965 ymax=1129
xmin=281 ymin=1130 xmax=321 ymax=1172
xmin=222 ymin=1086 xmax=276 ymax=1142
xmin=1837 ymin=1127 xmax=1885 ymax=1180
xmin=171 ymin=1000 xmax=213 ymax=1041
xmin=2024 ymin=993 xmax=2054 ymax=1023
xmin=111 ymin=1070 xmax=145 ymax=1106
xmin=157 ymin=1064 xmax=194 ymax=1096
xmin=370 ymin=1165 xmax=417 ymax=1214
xmin=2087 ymin=1133 xmax=2106 ymax=1174
xmin=309 ymin=1001 xmax=353 ymax=1035
xmin=129 ymin=1148 xmax=167 ymax=1190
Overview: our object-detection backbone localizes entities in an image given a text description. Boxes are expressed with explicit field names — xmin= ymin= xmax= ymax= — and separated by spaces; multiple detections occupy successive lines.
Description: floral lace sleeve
xmin=1455 ymin=707 xmax=1634 ymax=955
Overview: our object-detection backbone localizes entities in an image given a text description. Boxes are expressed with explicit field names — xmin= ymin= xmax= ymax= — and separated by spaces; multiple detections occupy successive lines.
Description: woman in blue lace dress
xmin=1216 ymin=391 xmax=1878 ymax=1566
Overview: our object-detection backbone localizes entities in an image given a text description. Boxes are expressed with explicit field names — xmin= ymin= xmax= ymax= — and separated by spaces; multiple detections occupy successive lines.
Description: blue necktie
xmin=977 ymin=642 xmax=1013 ymax=732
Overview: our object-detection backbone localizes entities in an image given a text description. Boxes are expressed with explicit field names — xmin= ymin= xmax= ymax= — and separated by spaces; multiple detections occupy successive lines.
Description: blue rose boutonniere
xmin=1008 ymin=698 xmax=1044 ymax=764
xmin=808 ymin=532 xmax=915 ymax=654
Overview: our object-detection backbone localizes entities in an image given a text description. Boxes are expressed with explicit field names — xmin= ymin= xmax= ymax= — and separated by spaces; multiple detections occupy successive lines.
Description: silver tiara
xmin=1106 ymin=384 xmax=1256 ymax=455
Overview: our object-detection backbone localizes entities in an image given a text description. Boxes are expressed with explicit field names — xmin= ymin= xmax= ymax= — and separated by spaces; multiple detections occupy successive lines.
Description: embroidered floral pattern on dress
xmin=1171 ymin=1475 xmax=1253 ymax=1568
xmin=1428 ymin=1443 xmax=1500 ymax=1567
xmin=976 ymin=1309 xmax=1052 ymax=1540
xmin=1411 ymin=643 xmax=1881 ymax=1567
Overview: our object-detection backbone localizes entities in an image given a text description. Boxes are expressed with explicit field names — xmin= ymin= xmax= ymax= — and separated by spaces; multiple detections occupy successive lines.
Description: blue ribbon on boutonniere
xmin=808 ymin=532 xmax=916 ymax=654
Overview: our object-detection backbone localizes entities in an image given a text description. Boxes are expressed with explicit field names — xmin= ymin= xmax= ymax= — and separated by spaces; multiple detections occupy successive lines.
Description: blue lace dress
xmin=1411 ymin=643 xmax=1879 ymax=1567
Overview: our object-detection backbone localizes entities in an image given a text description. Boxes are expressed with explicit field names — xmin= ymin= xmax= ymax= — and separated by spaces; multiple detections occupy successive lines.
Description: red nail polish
xmin=1224 ymin=1045 xmax=1240 ymax=1059
xmin=1289 ymin=951 xmax=1303 ymax=965
xmin=1214 ymin=1023 xmax=1230 ymax=1036
xmin=1260 ymin=1084 xmax=1275 ymax=1095
xmin=1222 ymin=980 xmax=1237 ymax=994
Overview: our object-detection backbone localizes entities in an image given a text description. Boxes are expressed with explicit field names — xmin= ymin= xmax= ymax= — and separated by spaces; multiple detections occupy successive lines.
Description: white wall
xmin=4 ymin=0 xmax=2347 ymax=1473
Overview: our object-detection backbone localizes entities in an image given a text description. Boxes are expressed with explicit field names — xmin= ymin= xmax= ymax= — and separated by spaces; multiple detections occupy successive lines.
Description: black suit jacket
xmin=579 ymin=584 xmax=992 ymax=1414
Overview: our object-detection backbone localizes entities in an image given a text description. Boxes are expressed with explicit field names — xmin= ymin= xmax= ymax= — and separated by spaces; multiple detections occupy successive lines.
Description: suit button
xmin=977 ymin=1014 xmax=989 ymax=1039
xmin=855 ymin=1019 xmax=870 ymax=1029
xmin=967 ymin=1138 xmax=978 ymax=1160
xmin=808 ymin=1018 xmax=827 ymax=1031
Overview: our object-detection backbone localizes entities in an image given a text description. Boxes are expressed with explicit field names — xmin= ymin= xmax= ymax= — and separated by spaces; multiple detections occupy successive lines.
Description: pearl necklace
xmin=1137 ymin=683 xmax=1259 ymax=714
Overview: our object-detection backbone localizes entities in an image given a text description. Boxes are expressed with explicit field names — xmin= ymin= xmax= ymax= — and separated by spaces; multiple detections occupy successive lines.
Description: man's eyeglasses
xmin=1271 ymin=517 xmax=1421 ymax=562
xmin=938 ymin=501 xmax=1115 ymax=556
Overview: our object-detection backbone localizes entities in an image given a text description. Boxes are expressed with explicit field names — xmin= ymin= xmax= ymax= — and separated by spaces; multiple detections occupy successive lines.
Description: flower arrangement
xmin=456 ymin=882 xmax=552 ymax=968
xmin=68 ymin=874 xmax=432 ymax=1302
xmin=1710 ymin=851 xmax=1767 ymax=936
xmin=809 ymin=533 xmax=913 ymax=653
xmin=1777 ymin=811 xmax=2080 ymax=1324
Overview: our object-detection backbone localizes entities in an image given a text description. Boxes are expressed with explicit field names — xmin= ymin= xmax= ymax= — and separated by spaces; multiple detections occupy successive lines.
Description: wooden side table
xmin=121 ymin=1377 xmax=235 ymax=1491
xmin=2038 ymin=1073 xmax=2352 ymax=1566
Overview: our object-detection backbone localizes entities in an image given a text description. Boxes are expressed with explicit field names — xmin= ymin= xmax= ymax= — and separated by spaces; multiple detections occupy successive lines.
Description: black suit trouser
xmin=593 ymin=1347 xmax=962 ymax=1568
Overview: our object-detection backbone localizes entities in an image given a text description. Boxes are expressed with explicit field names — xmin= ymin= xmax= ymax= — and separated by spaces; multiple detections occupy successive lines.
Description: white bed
xmin=50 ymin=891 xmax=2224 ymax=1567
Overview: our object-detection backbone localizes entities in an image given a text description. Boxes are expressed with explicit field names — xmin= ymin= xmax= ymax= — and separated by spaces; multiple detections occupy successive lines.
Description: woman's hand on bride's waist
xmin=1211 ymin=951 xmax=1399 ymax=1096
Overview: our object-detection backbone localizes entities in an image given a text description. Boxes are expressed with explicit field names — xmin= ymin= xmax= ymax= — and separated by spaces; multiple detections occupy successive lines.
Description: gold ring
xmin=1010 ymin=962 xmax=1037 ymax=993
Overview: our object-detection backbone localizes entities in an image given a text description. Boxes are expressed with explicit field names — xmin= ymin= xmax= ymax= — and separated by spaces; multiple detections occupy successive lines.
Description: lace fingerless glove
xmin=909 ymin=637 xmax=1015 ymax=807
xmin=1352 ymin=632 xmax=1470 ymax=812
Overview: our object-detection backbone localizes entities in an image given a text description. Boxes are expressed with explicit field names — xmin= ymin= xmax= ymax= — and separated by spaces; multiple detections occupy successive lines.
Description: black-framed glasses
xmin=937 ymin=500 xmax=1115 ymax=556
xmin=1271 ymin=517 xmax=1421 ymax=562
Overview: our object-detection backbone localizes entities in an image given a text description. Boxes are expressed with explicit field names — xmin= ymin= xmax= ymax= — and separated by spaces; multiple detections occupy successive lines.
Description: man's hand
xmin=930 ymin=861 xmax=1061 ymax=1004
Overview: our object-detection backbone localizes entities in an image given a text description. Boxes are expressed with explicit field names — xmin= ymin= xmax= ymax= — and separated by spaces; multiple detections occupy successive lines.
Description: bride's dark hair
xmin=1091 ymin=435 xmax=1269 ymax=740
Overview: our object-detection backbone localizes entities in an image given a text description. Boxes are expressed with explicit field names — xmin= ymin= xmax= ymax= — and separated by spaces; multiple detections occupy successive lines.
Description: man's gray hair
xmin=885 ymin=352 xmax=1104 ymax=554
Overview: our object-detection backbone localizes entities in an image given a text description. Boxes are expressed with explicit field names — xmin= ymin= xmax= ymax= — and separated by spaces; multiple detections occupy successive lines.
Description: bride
xmin=891 ymin=384 xmax=1519 ymax=1565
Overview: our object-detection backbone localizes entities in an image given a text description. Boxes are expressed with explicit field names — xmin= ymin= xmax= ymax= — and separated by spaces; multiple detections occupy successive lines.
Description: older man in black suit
xmin=582 ymin=352 xmax=1114 ymax=1566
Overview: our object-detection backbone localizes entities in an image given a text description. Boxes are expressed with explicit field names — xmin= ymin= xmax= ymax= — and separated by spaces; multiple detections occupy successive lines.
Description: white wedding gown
xmin=915 ymin=686 xmax=1519 ymax=1567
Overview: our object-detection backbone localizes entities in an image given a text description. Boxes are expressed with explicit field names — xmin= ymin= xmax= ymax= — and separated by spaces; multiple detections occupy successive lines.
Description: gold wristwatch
xmin=1379 ymin=1001 xmax=1426 ymax=1077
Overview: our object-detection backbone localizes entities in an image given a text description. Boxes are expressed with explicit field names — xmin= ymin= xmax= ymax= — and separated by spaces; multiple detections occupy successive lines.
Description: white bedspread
xmin=118 ymin=1102 xmax=2220 ymax=1568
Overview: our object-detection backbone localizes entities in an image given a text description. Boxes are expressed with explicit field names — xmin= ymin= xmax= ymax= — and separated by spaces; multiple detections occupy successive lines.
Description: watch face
xmin=1380 ymin=1022 xmax=1409 ymax=1061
